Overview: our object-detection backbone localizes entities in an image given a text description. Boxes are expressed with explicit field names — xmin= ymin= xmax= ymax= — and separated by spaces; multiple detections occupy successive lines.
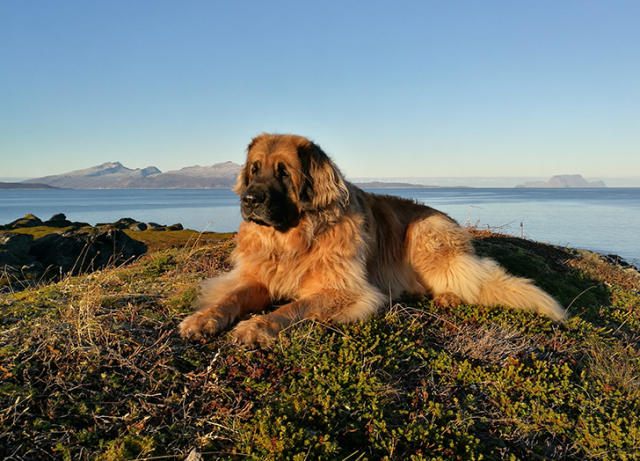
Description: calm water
xmin=1 ymin=188 xmax=638 ymax=266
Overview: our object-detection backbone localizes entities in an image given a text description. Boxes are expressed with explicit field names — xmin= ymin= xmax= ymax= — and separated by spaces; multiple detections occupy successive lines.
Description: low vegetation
xmin=1 ymin=228 xmax=639 ymax=460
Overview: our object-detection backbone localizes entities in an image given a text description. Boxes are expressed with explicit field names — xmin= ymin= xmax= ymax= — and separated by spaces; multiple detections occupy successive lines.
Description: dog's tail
xmin=406 ymin=215 xmax=566 ymax=321
xmin=444 ymin=254 xmax=567 ymax=321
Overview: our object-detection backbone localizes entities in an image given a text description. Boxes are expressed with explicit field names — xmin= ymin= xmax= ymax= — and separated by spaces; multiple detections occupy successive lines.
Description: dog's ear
xmin=232 ymin=163 xmax=249 ymax=195
xmin=299 ymin=142 xmax=349 ymax=211
xmin=233 ymin=137 xmax=260 ymax=194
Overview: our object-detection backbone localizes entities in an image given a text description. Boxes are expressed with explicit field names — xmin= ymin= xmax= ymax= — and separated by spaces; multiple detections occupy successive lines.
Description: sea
xmin=1 ymin=188 xmax=639 ymax=267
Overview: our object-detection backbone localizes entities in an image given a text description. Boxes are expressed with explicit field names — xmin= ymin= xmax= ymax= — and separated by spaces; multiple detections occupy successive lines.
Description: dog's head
xmin=234 ymin=133 xmax=348 ymax=232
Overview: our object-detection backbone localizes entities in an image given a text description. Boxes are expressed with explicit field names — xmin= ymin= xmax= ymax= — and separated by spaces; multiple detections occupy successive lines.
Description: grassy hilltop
xmin=1 ymin=225 xmax=639 ymax=460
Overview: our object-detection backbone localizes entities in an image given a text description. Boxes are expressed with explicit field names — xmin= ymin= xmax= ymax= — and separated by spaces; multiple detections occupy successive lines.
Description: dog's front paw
xmin=179 ymin=310 xmax=231 ymax=341
xmin=432 ymin=292 xmax=463 ymax=308
xmin=230 ymin=316 xmax=280 ymax=348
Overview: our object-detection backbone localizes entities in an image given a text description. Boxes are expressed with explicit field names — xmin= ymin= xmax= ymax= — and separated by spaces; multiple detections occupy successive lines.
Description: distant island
xmin=516 ymin=174 xmax=606 ymax=188
xmin=0 ymin=182 xmax=59 ymax=190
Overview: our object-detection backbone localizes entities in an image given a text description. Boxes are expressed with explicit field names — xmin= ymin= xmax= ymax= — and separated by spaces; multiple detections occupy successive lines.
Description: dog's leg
xmin=179 ymin=272 xmax=270 ymax=341
xmin=231 ymin=287 xmax=384 ymax=348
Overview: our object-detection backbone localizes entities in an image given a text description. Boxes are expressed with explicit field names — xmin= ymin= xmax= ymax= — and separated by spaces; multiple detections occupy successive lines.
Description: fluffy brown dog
xmin=179 ymin=134 xmax=566 ymax=347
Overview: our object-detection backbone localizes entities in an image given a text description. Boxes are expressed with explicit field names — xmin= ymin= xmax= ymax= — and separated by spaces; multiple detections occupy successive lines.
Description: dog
xmin=179 ymin=133 xmax=566 ymax=347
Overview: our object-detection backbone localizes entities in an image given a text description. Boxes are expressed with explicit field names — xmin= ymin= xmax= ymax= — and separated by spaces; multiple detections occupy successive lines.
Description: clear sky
xmin=1 ymin=0 xmax=639 ymax=180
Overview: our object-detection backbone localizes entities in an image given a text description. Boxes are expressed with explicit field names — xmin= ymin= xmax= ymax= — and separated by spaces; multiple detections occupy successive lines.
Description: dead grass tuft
xmin=588 ymin=341 xmax=640 ymax=400
xmin=444 ymin=323 xmax=535 ymax=365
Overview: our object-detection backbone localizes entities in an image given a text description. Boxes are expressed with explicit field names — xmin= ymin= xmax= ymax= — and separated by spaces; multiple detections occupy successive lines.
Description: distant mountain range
xmin=17 ymin=163 xmax=614 ymax=190
xmin=22 ymin=161 xmax=242 ymax=189
xmin=516 ymin=174 xmax=606 ymax=188
xmin=20 ymin=161 xmax=444 ymax=190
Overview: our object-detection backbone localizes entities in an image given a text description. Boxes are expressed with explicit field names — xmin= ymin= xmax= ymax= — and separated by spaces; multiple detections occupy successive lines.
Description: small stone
xmin=113 ymin=217 xmax=139 ymax=229
xmin=129 ymin=222 xmax=148 ymax=231
xmin=49 ymin=213 xmax=67 ymax=222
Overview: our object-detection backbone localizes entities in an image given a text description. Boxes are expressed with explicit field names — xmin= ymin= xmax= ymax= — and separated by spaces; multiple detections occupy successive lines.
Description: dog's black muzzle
xmin=240 ymin=184 xmax=277 ymax=228
xmin=240 ymin=183 xmax=299 ymax=231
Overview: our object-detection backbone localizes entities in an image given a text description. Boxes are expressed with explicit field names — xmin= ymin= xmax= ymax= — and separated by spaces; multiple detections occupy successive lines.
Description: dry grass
xmin=443 ymin=323 xmax=535 ymax=365
xmin=587 ymin=341 xmax=640 ymax=400
xmin=123 ymin=229 xmax=235 ymax=252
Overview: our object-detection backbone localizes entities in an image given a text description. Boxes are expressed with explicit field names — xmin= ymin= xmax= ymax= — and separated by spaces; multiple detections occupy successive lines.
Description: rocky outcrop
xmin=0 ymin=214 xmax=196 ymax=291
xmin=0 ymin=213 xmax=88 ymax=231
xmin=4 ymin=213 xmax=43 ymax=229
xmin=44 ymin=213 xmax=75 ymax=227
xmin=0 ymin=232 xmax=36 ymax=268
xmin=29 ymin=227 xmax=146 ymax=275
xmin=1 ymin=214 xmax=151 ymax=291
xmin=96 ymin=217 xmax=183 ymax=232
xmin=1 ymin=226 xmax=145 ymax=279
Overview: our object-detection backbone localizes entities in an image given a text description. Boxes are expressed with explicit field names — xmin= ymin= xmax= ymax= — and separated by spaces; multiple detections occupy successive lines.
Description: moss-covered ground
xmin=1 ymin=230 xmax=639 ymax=460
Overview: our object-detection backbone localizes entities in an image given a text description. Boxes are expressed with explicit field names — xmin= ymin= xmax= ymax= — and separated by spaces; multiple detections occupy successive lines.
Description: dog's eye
xmin=250 ymin=162 xmax=261 ymax=175
xmin=277 ymin=163 xmax=290 ymax=178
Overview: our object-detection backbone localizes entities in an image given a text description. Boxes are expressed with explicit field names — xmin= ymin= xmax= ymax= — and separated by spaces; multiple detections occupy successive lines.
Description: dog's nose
xmin=242 ymin=190 xmax=265 ymax=207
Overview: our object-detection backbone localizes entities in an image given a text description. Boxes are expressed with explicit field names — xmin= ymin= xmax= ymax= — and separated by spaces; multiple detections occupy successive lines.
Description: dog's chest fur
xmin=233 ymin=215 xmax=368 ymax=299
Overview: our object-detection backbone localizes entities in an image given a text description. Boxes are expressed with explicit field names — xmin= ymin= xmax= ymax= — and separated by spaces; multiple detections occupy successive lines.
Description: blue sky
xmin=1 ymin=0 xmax=639 ymax=180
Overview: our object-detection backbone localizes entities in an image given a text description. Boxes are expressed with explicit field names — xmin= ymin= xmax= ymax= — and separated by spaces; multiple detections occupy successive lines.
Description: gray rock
xmin=7 ymin=214 xmax=43 ymax=229
xmin=112 ymin=217 xmax=139 ymax=229
xmin=44 ymin=213 xmax=74 ymax=227
xmin=147 ymin=222 xmax=168 ymax=231
xmin=129 ymin=222 xmax=148 ymax=231
xmin=0 ymin=232 xmax=33 ymax=253
xmin=29 ymin=227 xmax=146 ymax=275
xmin=0 ymin=232 xmax=35 ymax=268
xmin=49 ymin=213 xmax=67 ymax=222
